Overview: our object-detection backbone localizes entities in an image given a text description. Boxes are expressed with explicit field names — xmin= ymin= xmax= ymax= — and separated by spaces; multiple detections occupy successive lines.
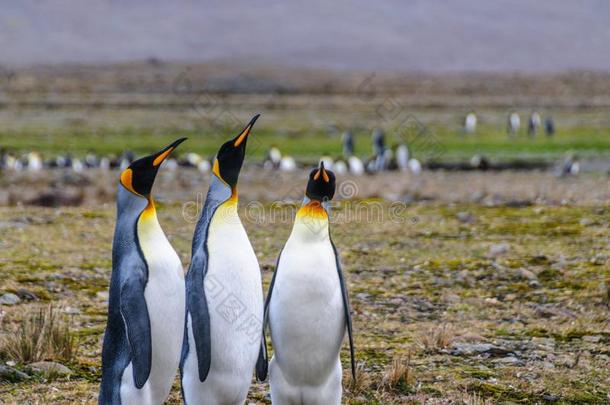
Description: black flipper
xmin=257 ymin=248 xmax=284 ymax=381
xmin=187 ymin=247 xmax=212 ymax=382
xmin=119 ymin=267 xmax=152 ymax=389
xmin=331 ymin=239 xmax=356 ymax=379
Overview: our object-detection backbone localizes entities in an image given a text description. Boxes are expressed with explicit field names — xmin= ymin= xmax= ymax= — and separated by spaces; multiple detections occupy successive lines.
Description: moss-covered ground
xmin=1 ymin=198 xmax=608 ymax=403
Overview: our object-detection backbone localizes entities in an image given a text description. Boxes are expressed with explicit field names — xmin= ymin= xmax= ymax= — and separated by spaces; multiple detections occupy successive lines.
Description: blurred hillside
xmin=2 ymin=62 xmax=610 ymax=109
xmin=2 ymin=0 xmax=610 ymax=72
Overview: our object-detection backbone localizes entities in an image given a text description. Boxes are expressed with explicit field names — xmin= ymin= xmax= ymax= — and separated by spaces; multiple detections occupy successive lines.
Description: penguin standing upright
xmin=99 ymin=138 xmax=187 ymax=405
xmin=181 ymin=115 xmax=266 ymax=404
xmin=372 ymin=128 xmax=386 ymax=171
xmin=263 ymin=162 xmax=355 ymax=404
xmin=341 ymin=130 xmax=354 ymax=157
xmin=464 ymin=111 xmax=477 ymax=134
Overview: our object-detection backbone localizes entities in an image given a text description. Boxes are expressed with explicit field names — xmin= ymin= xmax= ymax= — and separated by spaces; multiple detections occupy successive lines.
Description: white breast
xmin=203 ymin=201 xmax=263 ymax=380
xmin=269 ymin=227 xmax=345 ymax=386
xmin=130 ymin=211 xmax=185 ymax=404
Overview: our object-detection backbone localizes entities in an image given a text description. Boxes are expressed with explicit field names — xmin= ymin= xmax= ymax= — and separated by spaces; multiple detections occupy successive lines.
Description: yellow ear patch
xmin=213 ymin=159 xmax=221 ymax=179
xmin=153 ymin=147 xmax=174 ymax=166
xmin=120 ymin=168 xmax=140 ymax=195
xmin=313 ymin=169 xmax=321 ymax=180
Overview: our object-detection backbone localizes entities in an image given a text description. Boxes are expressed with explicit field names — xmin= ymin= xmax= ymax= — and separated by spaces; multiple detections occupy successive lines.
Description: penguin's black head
xmin=213 ymin=114 xmax=259 ymax=187
xmin=306 ymin=161 xmax=336 ymax=202
xmin=120 ymin=138 xmax=187 ymax=196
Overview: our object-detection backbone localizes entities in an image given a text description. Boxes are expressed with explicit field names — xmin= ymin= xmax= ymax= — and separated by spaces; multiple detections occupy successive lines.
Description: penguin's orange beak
xmin=233 ymin=114 xmax=260 ymax=148
xmin=313 ymin=162 xmax=330 ymax=183
xmin=153 ymin=137 xmax=187 ymax=166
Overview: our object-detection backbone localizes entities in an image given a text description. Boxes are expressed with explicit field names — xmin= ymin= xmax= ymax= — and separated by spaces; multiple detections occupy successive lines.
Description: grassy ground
xmin=0 ymin=200 xmax=608 ymax=403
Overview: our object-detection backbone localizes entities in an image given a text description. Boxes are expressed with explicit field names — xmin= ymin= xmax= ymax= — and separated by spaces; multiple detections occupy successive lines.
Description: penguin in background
xmin=372 ymin=128 xmax=386 ymax=171
xmin=99 ymin=138 xmax=187 ymax=405
xmin=181 ymin=115 xmax=266 ymax=404
xmin=507 ymin=112 xmax=520 ymax=136
xmin=395 ymin=144 xmax=410 ymax=172
xmin=545 ymin=117 xmax=555 ymax=137
xmin=264 ymin=145 xmax=283 ymax=169
xmin=262 ymin=162 xmax=355 ymax=404
xmin=347 ymin=155 xmax=365 ymax=176
xmin=341 ymin=130 xmax=354 ymax=158
xmin=464 ymin=111 xmax=477 ymax=135
xmin=528 ymin=111 xmax=542 ymax=137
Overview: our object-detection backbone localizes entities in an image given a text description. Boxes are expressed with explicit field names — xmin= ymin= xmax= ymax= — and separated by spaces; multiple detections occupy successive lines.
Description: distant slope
xmin=2 ymin=0 xmax=610 ymax=72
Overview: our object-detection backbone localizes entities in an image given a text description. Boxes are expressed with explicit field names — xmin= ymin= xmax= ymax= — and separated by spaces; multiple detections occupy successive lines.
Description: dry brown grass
xmin=0 ymin=305 xmax=77 ymax=364
xmin=380 ymin=352 xmax=414 ymax=394
xmin=416 ymin=324 xmax=456 ymax=354
xmin=344 ymin=361 xmax=373 ymax=395
xmin=458 ymin=391 xmax=494 ymax=405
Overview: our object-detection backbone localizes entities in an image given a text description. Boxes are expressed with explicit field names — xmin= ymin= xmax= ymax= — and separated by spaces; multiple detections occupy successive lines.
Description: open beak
xmin=233 ymin=114 xmax=260 ymax=147
xmin=313 ymin=161 xmax=330 ymax=183
xmin=153 ymin=137 xmax=188 ymax=167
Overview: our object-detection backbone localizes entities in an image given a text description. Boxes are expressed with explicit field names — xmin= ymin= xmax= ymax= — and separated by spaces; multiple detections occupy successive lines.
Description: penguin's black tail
xmin=255 ymin=333 xmax=268 ymax=381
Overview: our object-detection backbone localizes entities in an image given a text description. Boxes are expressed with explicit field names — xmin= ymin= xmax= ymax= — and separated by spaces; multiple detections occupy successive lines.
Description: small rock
xmin=44 ymin=281 xmax=63 ymax=293
xmin=582 ymin=335 xmax=601 ymax=343
xmin=531 ymin=337 xmax=556 ymax=351
xmin=355 ymin=292 xmax=370 ymax=300
xmin=484 ymin=297 xmax=502 ymax=307
xmin=0 ymin=365 xmax=29 ymax=382
xmin=455 ymin=270 xmax=474 ymax=287
xmin=458 ymin=332 xmax=485 ymax=342
xmin=590 ymin=254 xmax=607 ymax=265
xmin=27 ymin=361 xmax=72 ymax=377
xmin=492 ymin=356 xmax=524 ymax=366
xmin=64 ymin=307 xmax=81 ymax=315
xmin=451 ymin=343 xmax=512 ymax=357
xmin=16 ymin=289 xmax=38 ymax=301
xmin=542 ymin=361 xmax=555 ymax=369
xmin=443 ymin=293 xmax=460 ymax=304
xmin=579 ymin=218 xmax=593 ymax=226
xmin=456 ymin=211 xmax=475 ymax=224
xmin=96 ymin=291 xmax=109 ymax=301
xmin=488 ymin=243 xmax=509 ymax=257
xmin=470 ymin=191 xmax=485 ymax=203
xmin=0 ymin=293 xmax=21 ymax=305
xmin=515 ymin=268 xmax=537 ymax=281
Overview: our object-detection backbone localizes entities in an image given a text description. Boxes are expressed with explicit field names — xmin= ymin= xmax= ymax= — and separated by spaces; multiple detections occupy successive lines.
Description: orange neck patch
xmin=296 ymin=200 xmax=328 ymax=220
xmin=140 ymin=196 xmax=157 ymax=220
xmin=225 ymin=189 xmax=238 ymax=206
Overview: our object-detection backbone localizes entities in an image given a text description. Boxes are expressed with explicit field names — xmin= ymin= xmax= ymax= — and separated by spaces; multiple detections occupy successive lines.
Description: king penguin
xmin=263 ymin=161 xmax=355 ymax=404
xmin=181 ymin=115 xmax=267 ymax=404
xmin=99 ymin=138 xmax=187 ymax=405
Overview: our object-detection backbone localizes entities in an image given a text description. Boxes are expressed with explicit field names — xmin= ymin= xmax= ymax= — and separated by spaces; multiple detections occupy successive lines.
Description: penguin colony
xmin=99 ymin=114 xmax=355 ymax=405
xmin=2 ymin=111 xmax=560 ymax=179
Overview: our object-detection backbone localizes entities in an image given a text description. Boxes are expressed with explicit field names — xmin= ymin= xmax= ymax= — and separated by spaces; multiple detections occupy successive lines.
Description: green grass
xmin=1 ymin=120 xmax=609 ymax=162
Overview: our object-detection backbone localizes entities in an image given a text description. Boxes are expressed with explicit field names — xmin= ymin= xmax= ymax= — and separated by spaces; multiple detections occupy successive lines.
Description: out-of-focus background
xmin=0 ymin=1 xmax=609 ymax=403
